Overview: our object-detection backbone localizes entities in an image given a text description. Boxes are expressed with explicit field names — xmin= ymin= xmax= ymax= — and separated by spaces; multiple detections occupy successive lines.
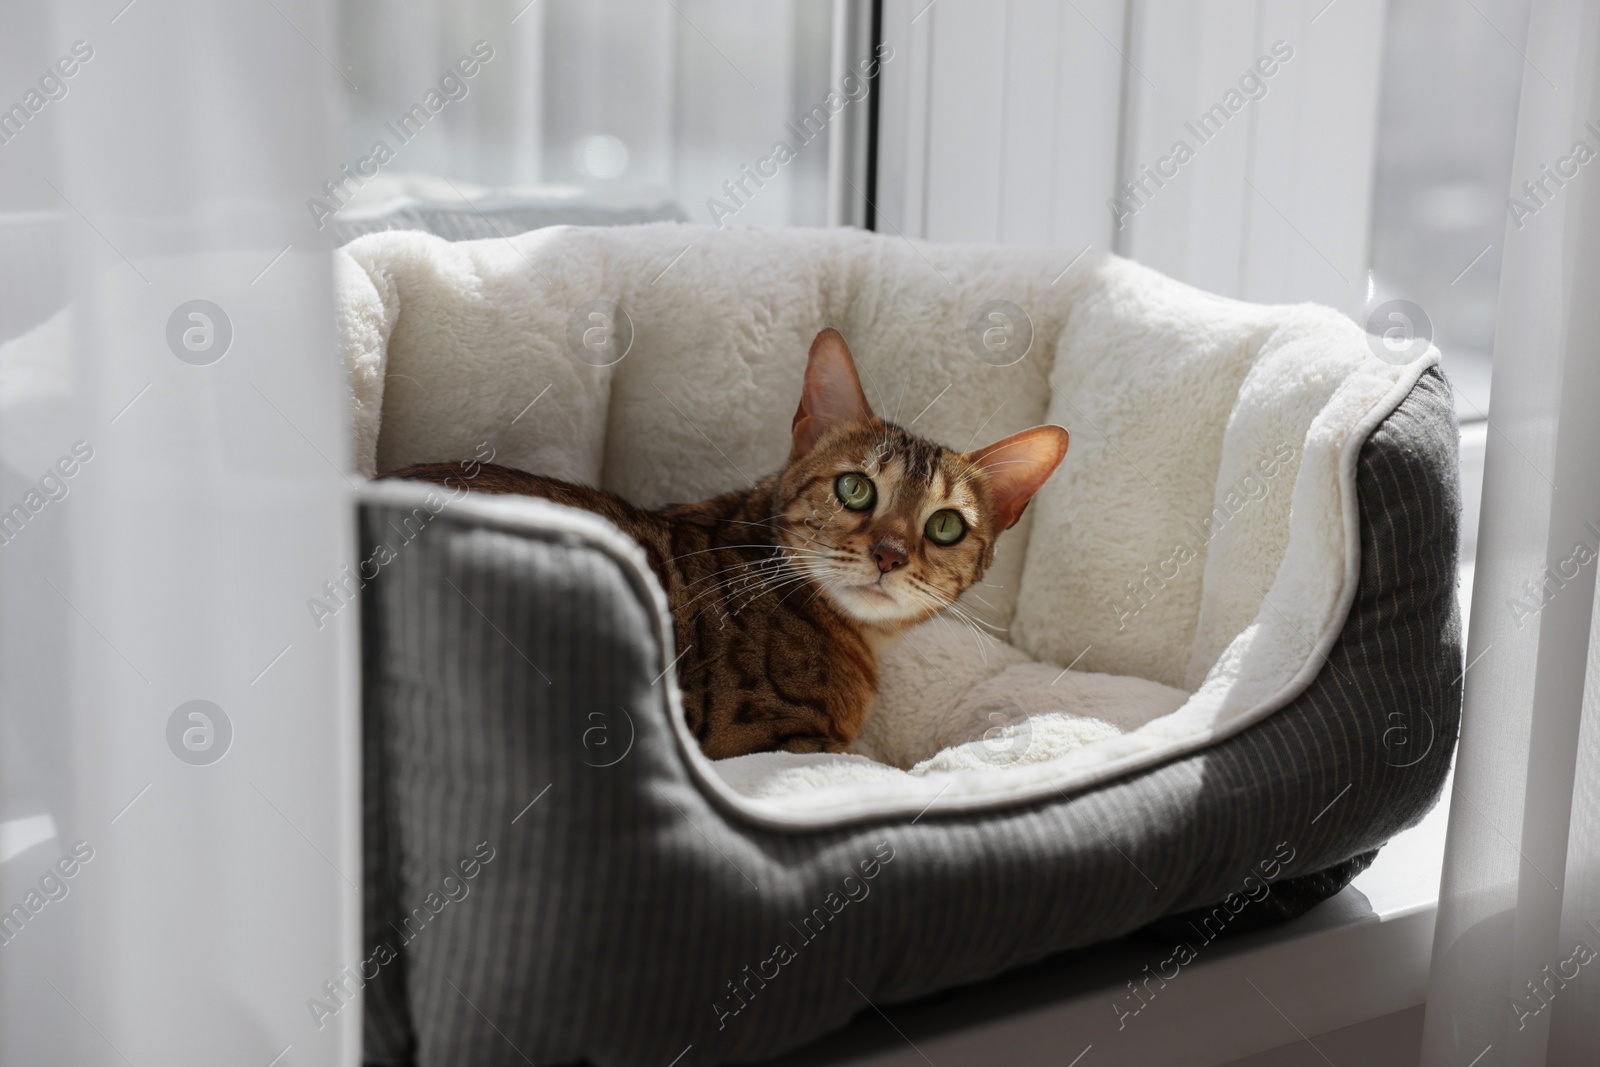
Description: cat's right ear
xmin=791 ymin=328 xmax=877 ymax=459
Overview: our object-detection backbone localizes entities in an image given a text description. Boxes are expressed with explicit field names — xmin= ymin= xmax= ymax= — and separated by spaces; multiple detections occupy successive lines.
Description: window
xmin=1367 ymin=0 xmax=1529 ymax=418
xmin=335 ymin=0 xmax=837 ymax=227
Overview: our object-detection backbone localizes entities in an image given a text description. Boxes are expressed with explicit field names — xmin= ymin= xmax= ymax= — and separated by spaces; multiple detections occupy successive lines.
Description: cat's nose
xmin=871 ymin=542 xmax=907 ymax=573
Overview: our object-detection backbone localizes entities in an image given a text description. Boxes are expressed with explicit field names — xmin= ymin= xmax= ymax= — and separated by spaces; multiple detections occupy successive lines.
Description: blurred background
xmin=328 ymin=0 xmax=1523 ymax=410
xmin=336 ymin=0 xmax=835 ymax=226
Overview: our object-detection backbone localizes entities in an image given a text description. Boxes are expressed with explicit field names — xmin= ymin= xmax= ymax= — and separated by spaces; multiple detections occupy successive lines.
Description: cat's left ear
xmin=966 ymin=425 xmax=1069 ymax=529
xmin=791 ymin=328 xmax=878 ymax=459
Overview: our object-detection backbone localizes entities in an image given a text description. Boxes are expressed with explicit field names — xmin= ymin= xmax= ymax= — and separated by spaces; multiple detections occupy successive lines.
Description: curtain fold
xmin=1421 ymin=2 xmax=1600 ymax=1064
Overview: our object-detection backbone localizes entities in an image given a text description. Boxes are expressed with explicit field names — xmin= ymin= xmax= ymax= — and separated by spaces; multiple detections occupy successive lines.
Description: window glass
xmin=336 ymin=0 xmax=834 ymax=228
xmin=1367 ymin=0 xmax=1530 ymax=417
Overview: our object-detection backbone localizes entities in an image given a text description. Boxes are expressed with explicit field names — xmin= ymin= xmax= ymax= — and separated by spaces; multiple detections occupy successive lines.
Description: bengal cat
xmin=386 ymin=328 xmax=1068 ymax=759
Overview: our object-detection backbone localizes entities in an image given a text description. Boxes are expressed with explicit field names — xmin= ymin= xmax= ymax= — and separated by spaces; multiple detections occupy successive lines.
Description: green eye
xmin=925 ymin=509 xmax=966 ymax=546
xmin=835 ymin=473 xmax=876 ymax=511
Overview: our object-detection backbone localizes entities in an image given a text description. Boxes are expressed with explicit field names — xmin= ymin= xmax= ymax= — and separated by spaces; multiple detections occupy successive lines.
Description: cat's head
xmin=774 ymin=328 xmax=1068 ymax=629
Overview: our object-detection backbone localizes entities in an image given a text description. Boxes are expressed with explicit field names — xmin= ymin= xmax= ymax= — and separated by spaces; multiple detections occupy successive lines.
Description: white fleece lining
xmin=335 ymin=225 xmax=1437 ymax=827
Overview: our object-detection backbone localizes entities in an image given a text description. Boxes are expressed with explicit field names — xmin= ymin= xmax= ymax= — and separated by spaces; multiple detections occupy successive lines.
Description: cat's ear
xmin=791 ymin=328 xmax=877 ymax=459
xmin=966 ymin=425 xmax=1069 ymax=529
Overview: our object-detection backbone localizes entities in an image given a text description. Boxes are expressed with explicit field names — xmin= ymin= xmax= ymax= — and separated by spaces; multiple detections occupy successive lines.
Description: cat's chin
xmin=828 ymin=582 xmax=928 ymax=630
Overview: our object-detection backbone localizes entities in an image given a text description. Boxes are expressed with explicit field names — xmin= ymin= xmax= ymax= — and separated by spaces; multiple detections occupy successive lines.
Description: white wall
xmin=876 ymin=0 xmax=1129 ymax=253
xmin=1119 ymin=0 xmax=1387 ymax=316
xmin=877 ymin=0 xmax=1388 ymax=318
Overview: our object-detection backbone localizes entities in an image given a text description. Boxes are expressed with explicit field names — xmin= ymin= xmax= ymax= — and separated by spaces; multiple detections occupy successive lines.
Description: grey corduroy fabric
xmin=359 ymin=368 xmax=1461 ymax=1067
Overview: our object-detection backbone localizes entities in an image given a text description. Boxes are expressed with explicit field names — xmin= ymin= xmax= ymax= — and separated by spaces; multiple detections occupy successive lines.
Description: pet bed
xmin=338 ymin=225 xmax=1460 ymax=1066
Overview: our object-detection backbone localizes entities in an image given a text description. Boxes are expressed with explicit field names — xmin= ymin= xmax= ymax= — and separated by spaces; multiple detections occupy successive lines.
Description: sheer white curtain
xmin=0 ymin=2 xmax=355 ymax=1066
xmin=1421 ymin=1 xmax=1600 ymax=1063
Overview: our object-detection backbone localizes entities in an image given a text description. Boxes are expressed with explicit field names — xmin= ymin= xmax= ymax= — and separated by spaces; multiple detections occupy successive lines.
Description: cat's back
xmin=383 ymin=464 xmax=788 ymax=587
xmin=384 ymin=462 xmax=667 ymax=549
xmin=383 ymin=462 xmax=783 ymax=584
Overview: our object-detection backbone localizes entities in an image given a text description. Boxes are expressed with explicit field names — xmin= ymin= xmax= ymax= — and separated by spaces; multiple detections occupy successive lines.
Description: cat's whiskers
xmin=671 ymin=550 xmax=795 ymax=592
xmin=718 ymin=515 xmax=790 ymax=532
xmin=947 ymin=600 xmax=1005 ymax=638
xmin=930 ymin=588 xmax=1008 ymax=636
xmin=682 ymin=547 xmax=834 ymax=615
xmin=944 ymin=611 xmax=992 ymax=665
xmin=896 ymin=581 xmax=983 ymax=657
xmin=680 ymin=566 xmax=804 ymax=617
xmin=925 ymin=596 xmax=993 ymax=665
xmin=934 ymin=604 xmax=998 ymax=662
xmin=945 ymin=599 xmax=1008 ymax=634
xmin=788 ymin=526 xmax=848 ymax=555
xmin=904 ymin=576 xmax=1006 ymax=665
xmin=675 ymin=554 xmax=817 ymax=614
xmin=727 ymin=568 xmax=827 ymax=616
xmin=793 ymin=527 xmax=844 ymax=550
xmin=666 ymin=541 xmax=825 ymax=566
xmin=779 ymin=566 xmax=840 ymax=611
xmin=721 ymin=559 xmax=834 ymax=620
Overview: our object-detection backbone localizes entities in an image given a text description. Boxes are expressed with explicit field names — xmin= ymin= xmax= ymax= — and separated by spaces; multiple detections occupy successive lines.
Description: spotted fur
xmin=386 ymin=329 xmax=1068 ymax=759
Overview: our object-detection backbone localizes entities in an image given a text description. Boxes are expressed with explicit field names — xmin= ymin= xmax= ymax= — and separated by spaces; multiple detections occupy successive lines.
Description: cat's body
xmin=388 ymin=461 xmax=880 ymax=757
xmin=387 ymin=329 xmax=1067 ymax=759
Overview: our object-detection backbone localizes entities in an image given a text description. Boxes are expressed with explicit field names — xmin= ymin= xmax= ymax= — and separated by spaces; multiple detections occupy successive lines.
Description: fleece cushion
xmin=354 ymin=363 xmax=1460 ymax=1064
xmin=335 ymin=224 xmax=1441 ymax=825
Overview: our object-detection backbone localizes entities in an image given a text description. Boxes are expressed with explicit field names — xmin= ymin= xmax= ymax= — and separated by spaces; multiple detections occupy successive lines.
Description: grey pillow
xmin=358 ymin=368 xmax=1460 ymax=1066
